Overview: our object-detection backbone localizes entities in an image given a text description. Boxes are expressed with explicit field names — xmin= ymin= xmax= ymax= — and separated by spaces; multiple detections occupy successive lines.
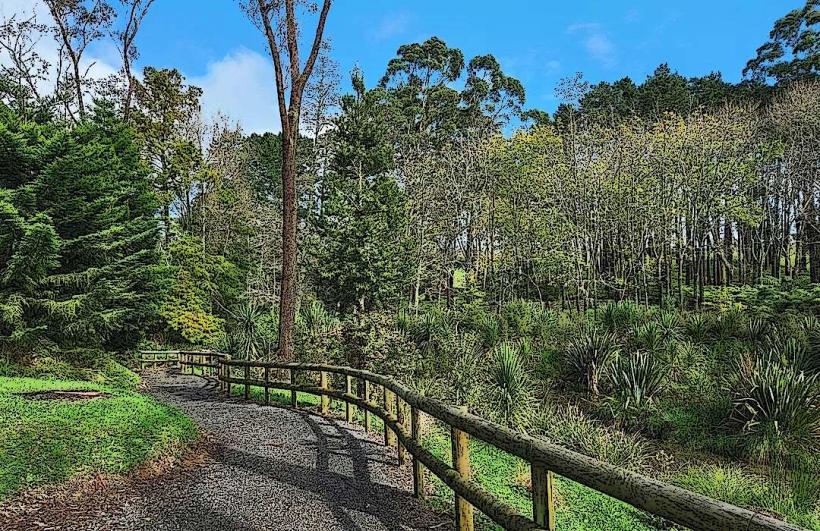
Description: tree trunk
xmin=278 ymin=128 xmax=298 ymax=360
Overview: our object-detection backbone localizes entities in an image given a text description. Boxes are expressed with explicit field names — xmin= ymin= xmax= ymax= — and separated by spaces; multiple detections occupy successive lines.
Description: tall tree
xmin=132 ymin=67 xmax=203 ymax=245
xmin=313 ymin=70 xmax=411 ymax=313
xmin=113 ymin=0 xmax=154 ymax=120
xmin=44 ymin=0 xmax=115 ymax=121
xmin=745 ymin=0 xmax=820 ymax=83
xmin=243 ymin=0 xmax=332 ymax=360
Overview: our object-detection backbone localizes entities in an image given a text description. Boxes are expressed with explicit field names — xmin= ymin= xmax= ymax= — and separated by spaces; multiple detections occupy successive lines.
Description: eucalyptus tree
xmin=44 ymin=0 xmax=115 ymax=121
xmin=242 ymin=0 xmax=332 ymax=360
xmin=132 ymin=67 xmax=203 ymax=245
xmin=745 ymin=0 xmax=820 ymax=83
xmin=113 ymin=0 xmax=155 ymax=120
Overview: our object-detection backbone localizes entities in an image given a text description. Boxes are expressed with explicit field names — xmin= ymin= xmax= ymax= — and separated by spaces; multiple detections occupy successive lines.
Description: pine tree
xmin=0 ymin=102 xmax=167 ymax=354
xmin=312 ymin=71 xmax=413 ymax=313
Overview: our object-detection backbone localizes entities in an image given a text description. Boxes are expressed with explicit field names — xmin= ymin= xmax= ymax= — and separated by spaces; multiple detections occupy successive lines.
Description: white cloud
xmin=189 ymin=48 xmax=280 ymax=135
xmin=567 ymin=22 xmax=617 ymax=68
xmin=0 ymin=0 xmax=120 ymax=98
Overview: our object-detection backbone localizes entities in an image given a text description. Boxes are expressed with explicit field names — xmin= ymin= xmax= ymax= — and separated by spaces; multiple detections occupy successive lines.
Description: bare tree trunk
xmin=251 ymin=0 xmax=332 ymax=360
xmin=278 ymin=130 xmax=298 ymax=357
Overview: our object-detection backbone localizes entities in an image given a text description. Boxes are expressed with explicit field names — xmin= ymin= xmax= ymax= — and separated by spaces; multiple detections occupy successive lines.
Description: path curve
xmin=8 ymin=371 xmax=448 ymax=531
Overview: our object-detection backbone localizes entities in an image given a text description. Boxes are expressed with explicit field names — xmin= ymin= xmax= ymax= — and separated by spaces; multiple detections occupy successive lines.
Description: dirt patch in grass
xmin=18 ymin=390 xmax=111 ymax=401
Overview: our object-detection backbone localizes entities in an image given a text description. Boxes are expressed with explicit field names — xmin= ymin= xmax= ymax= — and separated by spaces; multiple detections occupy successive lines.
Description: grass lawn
xmin=421 ymin=424 xmax=663 ymax=530
xmin=0 ymin=376 xmax=197 ymax=500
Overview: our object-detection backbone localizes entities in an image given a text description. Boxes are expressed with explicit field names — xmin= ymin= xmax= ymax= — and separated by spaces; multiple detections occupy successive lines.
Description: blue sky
xmin=3 ymin=1 xmax=798 ymax=133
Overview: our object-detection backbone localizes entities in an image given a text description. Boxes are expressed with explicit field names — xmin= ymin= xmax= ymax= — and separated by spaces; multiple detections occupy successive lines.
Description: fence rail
xmin=139 ymin=350 xmax=801 ymax=531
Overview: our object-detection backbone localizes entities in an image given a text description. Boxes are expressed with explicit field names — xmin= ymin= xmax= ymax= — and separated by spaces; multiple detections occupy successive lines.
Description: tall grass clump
xmin=487 ymin=342 xmax=533 ymax=428
xmin=563 ymin=327 xmax=619 ymax=395
xmin=607 ymin=351 xmax=668 ymax=425
xmin=730 ymin=352 xmax=820 ymax=466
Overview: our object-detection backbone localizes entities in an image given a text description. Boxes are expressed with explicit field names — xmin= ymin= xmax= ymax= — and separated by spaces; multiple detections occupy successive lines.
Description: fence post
xmin=452 ymin=407 xmax=474 ymax=531
xmin=345 ymin=375 xmax=354 ymax=423
xmin=320 ymin=371 xmax=329 ymax=415
xmin=244 ymin=365 xmax=250 ymax=400
xmin=290 ymin=369 xmax=298 ymax=408
xmin=396 ymin=395 xmax=406 ymax=465
xmin=411 ymin=406 xmax=424 ymax=498
xmin=264 ymin=366 xmax=270 ymax=405
xmin=363 ymin=379 xmax=370 ymax=433
xmin=532 ymin=462 xmax=555 ymax=530
xmin=384 ymin=387 xmax=396 ymax=447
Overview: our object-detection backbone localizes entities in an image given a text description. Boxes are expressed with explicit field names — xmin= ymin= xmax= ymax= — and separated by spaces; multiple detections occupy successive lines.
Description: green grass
xmin=0 ymin=376 xmax=197 ymax=500
xmin=421 ymin=424 xmax=661 ymax=530
xmin=674 ymin=465 xmax=820 ymax=530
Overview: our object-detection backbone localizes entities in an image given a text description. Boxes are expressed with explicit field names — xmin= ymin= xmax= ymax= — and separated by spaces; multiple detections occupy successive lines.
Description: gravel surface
xmin=109 ymin=372 xmax=448 ymax=530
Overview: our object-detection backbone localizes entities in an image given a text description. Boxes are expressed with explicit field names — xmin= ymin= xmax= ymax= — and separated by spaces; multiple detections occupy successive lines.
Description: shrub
xmin=488 ymin=343 xmax=533 ymax=428
xmin=607 ymin=351 xmax=668 ymax=422
xmin=563 ymin=328 xmax=619 ymax=395
xmin=502 ymin=299 xmax=535 ymax=337
xmin=531 ymin=401 xmax=650 ymax=470
xmin=730 ymin=352 xmax=820 ymax=465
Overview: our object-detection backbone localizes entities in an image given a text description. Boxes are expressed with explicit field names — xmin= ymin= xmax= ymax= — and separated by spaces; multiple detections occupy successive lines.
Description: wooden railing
xmin=138 ymin=351 xmax=802 ymax=531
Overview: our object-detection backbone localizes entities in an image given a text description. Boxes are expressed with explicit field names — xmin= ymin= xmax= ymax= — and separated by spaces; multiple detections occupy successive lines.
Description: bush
xmin=607 ymin=351 xmax=668 ymax=424
xmin=531 ymin=401 xmax=651 ymax=470
xmin=730 ymin=352 xmax=820 ymax=465
xmin=563 ymin=327 xmax=619 ymax=395
xmin=487 ymin=343 xmax=533 ymax=428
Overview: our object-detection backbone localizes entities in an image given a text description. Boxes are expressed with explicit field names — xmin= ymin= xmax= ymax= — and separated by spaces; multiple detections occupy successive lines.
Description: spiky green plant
xmin=746 ymin=317 xmax=770 ymax=345
xmin=686 ymin=312 xmax=713 ymax=341
xmin=715 ymin=309 xmax=743 ymax=339
xmin=599 ymin=300 xmax=641 ymax=333
xmin=396 ymin=308 xmax=414 ymax=335
xmin=488 ymin=342 xmax=533 ymax=428
xmin=476 ymin=311 xmax=501 ymax=349
xmin=224 ymin=301 xmax=274 ymax=360
xmin=632 ymin=322 xmax=663 ymax=352
xmin=730 ymin=353 xmax=820 ymax=465
xmin=563 ymin=328 xmax=619 ymax=395
xmin=607 ymin=351 xmax=668 ymax=419
xmin=656 ymin=311 xmax=681 ymax=342
xmin=298 ymin=299 xmax=338 ymax=337
xmin=413 ymin=308 xmax=451 ymax=355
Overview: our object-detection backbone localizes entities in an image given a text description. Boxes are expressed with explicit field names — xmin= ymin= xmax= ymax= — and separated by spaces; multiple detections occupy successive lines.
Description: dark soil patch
xmin=18 ymin=390 xmax=111 ymax=401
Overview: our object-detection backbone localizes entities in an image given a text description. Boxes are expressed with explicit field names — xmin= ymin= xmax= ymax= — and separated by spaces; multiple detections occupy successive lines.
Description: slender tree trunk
xmin=278 ymin=129 xmax=299 ymax=358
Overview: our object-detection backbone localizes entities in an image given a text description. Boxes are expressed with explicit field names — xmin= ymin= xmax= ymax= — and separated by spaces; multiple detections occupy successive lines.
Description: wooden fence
xmin=139 ymin=351 xmax=802 ymax=531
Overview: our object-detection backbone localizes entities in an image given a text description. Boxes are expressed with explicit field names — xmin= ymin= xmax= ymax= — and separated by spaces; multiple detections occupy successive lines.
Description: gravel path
xmin=106 ymin=372 xmax=448 ymax=531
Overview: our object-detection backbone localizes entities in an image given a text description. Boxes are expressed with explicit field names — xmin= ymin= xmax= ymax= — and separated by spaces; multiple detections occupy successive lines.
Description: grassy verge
xmin=421 ymin=424 xmax=661 ymax=530
xmin=0 ymin=376 xmax=197 ymax=500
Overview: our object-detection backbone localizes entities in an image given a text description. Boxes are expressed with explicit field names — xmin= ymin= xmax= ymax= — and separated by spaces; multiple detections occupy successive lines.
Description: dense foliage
xmin=0 ymin=1 xmax=818 ymax=527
